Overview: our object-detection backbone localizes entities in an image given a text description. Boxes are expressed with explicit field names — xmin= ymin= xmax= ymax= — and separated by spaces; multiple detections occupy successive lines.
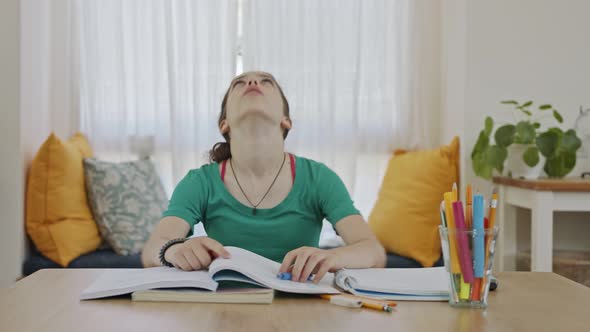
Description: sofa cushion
xmin=26 ymin=133 xmax=102 ymax=267
xmin=22 ymin=247 xmax=143 ymax=276
xmin=84 ymin=158 xmax=167 ymax=256
xmin=368 ymin=137 xmax=460 ymax=267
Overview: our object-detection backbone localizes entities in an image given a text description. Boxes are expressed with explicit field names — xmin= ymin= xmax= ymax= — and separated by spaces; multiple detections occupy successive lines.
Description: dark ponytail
xmin=209 ymin=142 xmax=232 ymax=163
xmin=209 ymin=72 xmax=291 ymax=163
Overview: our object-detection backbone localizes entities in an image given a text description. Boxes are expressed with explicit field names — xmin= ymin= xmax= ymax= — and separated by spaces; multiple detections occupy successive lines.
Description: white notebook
xmin=335 ymin=267 xmax=450 ymax=301
xmin=80 ymin=246 xmax=338 ymax=300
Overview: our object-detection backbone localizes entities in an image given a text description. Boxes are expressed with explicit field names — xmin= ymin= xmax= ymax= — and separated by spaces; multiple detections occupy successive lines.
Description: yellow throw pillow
xmin=368 ymin=137 xmax=459 ymax=267
xmin=26 ymin=132 xmax=101 ymax=267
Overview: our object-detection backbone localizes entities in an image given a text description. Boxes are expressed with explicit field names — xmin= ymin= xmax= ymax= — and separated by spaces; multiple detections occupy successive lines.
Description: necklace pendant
xmin=253 ymin=207 xmax=257 ymax=215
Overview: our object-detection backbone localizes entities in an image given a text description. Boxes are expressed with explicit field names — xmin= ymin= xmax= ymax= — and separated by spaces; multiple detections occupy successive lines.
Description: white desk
xmin=493 ymin=176 xmax=590 ymax=272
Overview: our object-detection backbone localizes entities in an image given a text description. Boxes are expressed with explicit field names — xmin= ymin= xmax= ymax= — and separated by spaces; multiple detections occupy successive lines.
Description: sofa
xmin=22 ymin=241 xmax=442 ymax=276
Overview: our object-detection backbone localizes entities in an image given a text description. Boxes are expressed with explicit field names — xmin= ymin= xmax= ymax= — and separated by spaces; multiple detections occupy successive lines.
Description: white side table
xmin=493 ymin=176 xmax=590 ymax=272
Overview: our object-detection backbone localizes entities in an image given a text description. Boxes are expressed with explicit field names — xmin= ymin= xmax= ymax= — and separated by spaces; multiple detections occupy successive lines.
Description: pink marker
xmin=452 ymin=201 xmax=474 ymax=283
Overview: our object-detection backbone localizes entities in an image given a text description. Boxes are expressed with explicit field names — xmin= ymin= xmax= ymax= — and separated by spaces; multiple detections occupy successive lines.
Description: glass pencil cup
xmin=438 ymin=225 xmax=499 ymax=309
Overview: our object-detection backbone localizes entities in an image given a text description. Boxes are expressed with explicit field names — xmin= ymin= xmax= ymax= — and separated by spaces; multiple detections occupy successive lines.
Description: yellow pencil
xmin=443 ymin=191 xmax=461 ymax=274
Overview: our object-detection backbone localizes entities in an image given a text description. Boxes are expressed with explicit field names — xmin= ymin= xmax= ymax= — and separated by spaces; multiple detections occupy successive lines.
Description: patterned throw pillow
xmin=84 ymin=158 xmax=167 ymax=256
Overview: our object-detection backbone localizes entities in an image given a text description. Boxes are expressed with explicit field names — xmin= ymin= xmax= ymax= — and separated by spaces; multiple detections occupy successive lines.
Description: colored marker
xmin=276 ymin=272 xmax=313 ymax=281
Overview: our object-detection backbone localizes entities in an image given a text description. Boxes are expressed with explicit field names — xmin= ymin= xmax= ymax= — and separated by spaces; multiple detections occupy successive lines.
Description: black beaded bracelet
xmin=159 ymin=238 xmax=187 ymax=267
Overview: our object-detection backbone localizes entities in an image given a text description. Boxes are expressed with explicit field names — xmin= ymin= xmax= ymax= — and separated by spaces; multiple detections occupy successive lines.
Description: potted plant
xmin=472 ymin=100 xmax=583 ymax=179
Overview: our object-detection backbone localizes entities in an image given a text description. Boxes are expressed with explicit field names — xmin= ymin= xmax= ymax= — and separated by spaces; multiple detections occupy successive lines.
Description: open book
xmin=335 ymin=267 xmax=450 ymax=301
xmin=80 ymin=246 xmax=339 ymax=300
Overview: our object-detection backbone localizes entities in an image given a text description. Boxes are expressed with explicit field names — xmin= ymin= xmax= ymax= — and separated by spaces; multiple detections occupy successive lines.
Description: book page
xmin=80 ymin=267 xmax=218 ymax=300
xmin=335 ymin=267 xmax=449 ymax=295
xmin=209 ymin=247 xmax=339 ymax=294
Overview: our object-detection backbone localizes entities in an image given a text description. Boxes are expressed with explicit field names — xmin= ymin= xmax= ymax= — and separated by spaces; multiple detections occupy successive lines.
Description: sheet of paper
xmin=209 ymin=247 xmax=339 ymax=294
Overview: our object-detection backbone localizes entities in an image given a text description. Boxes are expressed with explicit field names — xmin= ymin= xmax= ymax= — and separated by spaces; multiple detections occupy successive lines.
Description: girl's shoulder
xmin=183 ymin=162 xmax=219 ymax=181
xmin=292 ymin=154 xmax=336 ymax=179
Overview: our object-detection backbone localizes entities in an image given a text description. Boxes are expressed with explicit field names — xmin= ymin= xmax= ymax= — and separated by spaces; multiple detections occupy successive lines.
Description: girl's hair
xmin=208 ymin=75 xmax=291 ymax=163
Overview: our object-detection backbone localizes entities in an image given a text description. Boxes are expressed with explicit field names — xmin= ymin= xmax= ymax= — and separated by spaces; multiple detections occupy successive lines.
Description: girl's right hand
xmin=164 ymin=236 xmax=231 ymax=271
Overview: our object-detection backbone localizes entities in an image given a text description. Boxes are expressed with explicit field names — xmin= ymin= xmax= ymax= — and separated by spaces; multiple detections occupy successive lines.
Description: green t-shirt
xmin=162 ymin=155 xmax=360 ymax=263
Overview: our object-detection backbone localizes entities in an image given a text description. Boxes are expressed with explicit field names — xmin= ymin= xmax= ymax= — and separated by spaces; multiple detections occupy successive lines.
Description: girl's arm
xmin=141 ymin=217 xmax=190 ymax=267
xmin=329 ymin=214 xmax=387 ymax=269
xmin=279 ymin=215 xmax=386 ymax=283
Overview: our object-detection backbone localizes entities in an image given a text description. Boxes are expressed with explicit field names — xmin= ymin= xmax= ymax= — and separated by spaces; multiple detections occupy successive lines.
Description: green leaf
xmin=539 ymin=104 xmax=552 ymax=110
xmin=561 ymin=129 xmax=582 ymax=153
xmin=521 ymin=109 xmax=532 ymax=116
xmin=501 ymin=100 xmax=518 ymax=105
xmin=548 ymin=127 xmax=564 ymax=136
xmin=536 ymin=131 xmax=560 ymax=157
xmin=486 ymin=145 xmax=508 ymax=173
xmin=553 ymin=110 xmax=564 ymax=123
xmin=544 ymin=155 xmax=565 ymax=177
xmin=523 ymin=146 xmax=540 ymax=167
xmin=515 ymin=121 xmax=536 ymax=144
xmin=471 ymin=130 xmax=490 ymax=158
xmin=533 ymin=122 xmax=541 ymax=129
xmin=472 ymin=152 xmax=493 ymax=180
xmin=564 ymin=152 xmax=577 ymax=169
xmin=521 ymin=101 xmax=533 ymax=107
xmin=494 ymin=125 xmax=516 ymax=148
xmin=484 ymin=117 xmax=494 ymax=136
xmin=543 ymin=152 xmax=576 ymax=178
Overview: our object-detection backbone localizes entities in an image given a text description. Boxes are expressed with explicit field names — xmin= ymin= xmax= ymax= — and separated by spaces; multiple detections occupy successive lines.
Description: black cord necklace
xmin=229 ymin=153 xmax=286 ymax=215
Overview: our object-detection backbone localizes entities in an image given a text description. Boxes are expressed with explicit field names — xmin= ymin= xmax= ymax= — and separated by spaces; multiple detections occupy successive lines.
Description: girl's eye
xmin=261 ymin=78 xmax=273 ymax=85
xmin=233 ymin=80 xmax=245 ymax=88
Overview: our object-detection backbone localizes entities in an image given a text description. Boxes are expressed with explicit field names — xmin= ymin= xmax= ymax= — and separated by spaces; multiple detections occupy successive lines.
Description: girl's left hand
xmin=279 ymin=247 xmax=342 ymax=284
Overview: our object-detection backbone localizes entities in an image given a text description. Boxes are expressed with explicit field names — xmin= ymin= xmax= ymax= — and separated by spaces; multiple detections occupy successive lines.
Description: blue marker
xmin=276 ymin=272 xmax=314 ymax=281
xmin=473 ymin=194 xmax=485 ymax=278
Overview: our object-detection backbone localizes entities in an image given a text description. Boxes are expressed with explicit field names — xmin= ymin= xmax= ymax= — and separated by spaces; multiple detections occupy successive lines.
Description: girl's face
xmin=221 ymin=71 xmax=291 ymax=137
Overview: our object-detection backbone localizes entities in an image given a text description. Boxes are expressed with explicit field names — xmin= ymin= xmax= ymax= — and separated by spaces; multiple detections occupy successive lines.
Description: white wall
xmin=0 ymin=0 xmax=24 ymax=287
xmin=443 ymin=0 xmax=590 ymax=260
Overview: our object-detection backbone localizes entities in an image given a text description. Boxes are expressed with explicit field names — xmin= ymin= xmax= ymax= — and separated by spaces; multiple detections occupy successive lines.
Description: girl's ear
xmin=220 ymin=119 xmax=230 ymax=134
xmin=280 ymin=117 xmax=292 ymax=130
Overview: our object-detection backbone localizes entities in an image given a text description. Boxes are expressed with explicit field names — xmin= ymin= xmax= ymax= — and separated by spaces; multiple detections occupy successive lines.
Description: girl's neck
xmin=229 ymin=120 xmax=286 ymax=178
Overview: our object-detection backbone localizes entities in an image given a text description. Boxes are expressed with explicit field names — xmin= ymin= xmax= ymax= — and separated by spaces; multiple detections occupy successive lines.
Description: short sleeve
xmin=316 ymin=164 xmax=361 ymax=225
xmin=162 ymin=169 xmax=208 ymax=229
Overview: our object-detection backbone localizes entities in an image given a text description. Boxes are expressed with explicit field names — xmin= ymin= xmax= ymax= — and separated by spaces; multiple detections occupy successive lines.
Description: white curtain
xmin=22 ymin=0 xmax=440 ymax=240
xmin=74 ymin=0 xmax=238 ymax=193
xmin=21 ymin=0 xmax=80 ymax=164
xmin=242 ymin=0 xmax=441 ymax=218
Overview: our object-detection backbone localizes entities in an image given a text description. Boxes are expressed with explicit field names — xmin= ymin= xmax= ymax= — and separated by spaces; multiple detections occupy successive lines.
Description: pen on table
xmin=276 ymin=272 xmax=314 ymax=281
xmin=320 ymin=294 xmax=395 ymax=312
xmin=339 ymin=293 xmax=397 ymax=307
xmin=361 ymin=301 xmax=394 ymax=313
xmin=319 ymin=294 xmax=362 ymax=308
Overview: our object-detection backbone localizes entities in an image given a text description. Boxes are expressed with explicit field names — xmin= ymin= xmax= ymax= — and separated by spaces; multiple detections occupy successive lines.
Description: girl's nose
xmin=247 ymin=79 xmax=258 ymax=86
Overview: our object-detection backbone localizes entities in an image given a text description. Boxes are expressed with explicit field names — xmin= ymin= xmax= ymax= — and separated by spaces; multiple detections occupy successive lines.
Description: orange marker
xmin=471 ymin=278 xmax=482 ymax=301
